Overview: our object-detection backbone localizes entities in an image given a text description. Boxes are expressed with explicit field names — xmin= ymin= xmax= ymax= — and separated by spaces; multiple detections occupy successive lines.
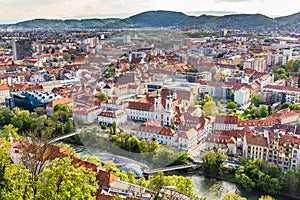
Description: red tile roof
xmin=246 ymin=133 xmax=268 ymax=147
xmin=215 ymin=115 xmax=238 ymax=124
xmin=0 ymin=84 xmax=9 ymax=91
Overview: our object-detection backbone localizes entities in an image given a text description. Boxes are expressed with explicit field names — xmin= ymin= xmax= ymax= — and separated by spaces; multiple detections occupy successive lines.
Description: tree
xmin=104 ymin=160 xmax=119 ymax=174
xmin=222 ymin=192 xmax=246 ymax=200
xmin=251 ymin=94 xmax=260 ymax=107
xmin=38 ymin=157 xmax=97 ymax=199
xmin=279 ymin=102 xmax=289 ymax=110
xmin=112 ymin=121 xmax=117 ymax=134
xmin=11 ymin=109 xmax=32 ymax=133
xmin=65 ymin=119 xmax=74 ymax=133
xmin=97 ymin=93 xmax=108 ymax=102
xmin=284 ymin=169 xmax=298 ymax=193
xmin=235 ymin=171 xmax=255 ymax=192
xmin=259 ymin=105 xmax=268 ymax=118
xmin=0 ymin=108 xmax=12 ymax=126
xmin=226 ymin=102 xmax=237 ymax=110
xmin=53 ymin=57 xmax=58 ymax=62
xmin=101 ymin=124 xmax=107 ymax=130
xmin=203 ymin=101 xmax=219 ymax=116
xmin=63 ymin=53 xmax=71 ymax=62
xmin=113 ymin=195 xmax=123 ymax=200
xmin=0 ymin=163 xmax=33 ymax=200
xmin=259 ymin=196 xmax=275 ymax=200
xmin=104 ymin=72 xmax=112 ymax=78
xmin=147 ymin=172 xmax=166 ymax=192
xmin=203 ymin=94 xmax=212 ymax=102
xmin=54 ymin=104 xmax=71 ymax=113
xmin=201 ymin=151 xmax=227 ymax=175
xmin=0 ymin=124 xmax=19 ymax=141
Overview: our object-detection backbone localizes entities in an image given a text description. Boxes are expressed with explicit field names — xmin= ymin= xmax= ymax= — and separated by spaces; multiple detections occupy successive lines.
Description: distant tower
xmin=123 ymin=35 xmax=131 ymax=44
xmin=166 ymin=90 xmax=173 ymax=113
xmin=128 ymin=51 xmax=132 ymax=63
xmin=13 ymin=38 xmax=32 ymax=60
xmin=172 ymin=90 xmax=177 ymax=100
xmin=154 ymin=90 xmax=161 ymax=111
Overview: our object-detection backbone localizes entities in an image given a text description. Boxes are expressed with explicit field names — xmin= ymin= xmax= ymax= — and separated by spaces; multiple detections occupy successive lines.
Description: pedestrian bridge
xmin=143 ymin=163 xmax=199 ymax=174
xmin=49 ymin=131 xmax=81 ymax=143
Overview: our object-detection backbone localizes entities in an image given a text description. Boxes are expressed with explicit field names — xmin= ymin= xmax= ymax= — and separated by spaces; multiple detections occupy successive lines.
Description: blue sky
xmin=0 ymin=0 xmax=299 ymax=23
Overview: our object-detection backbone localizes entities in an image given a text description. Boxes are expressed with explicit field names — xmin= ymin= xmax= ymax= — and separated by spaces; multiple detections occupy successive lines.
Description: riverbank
xmin=66 ymin=142 xmax=299 ymax=200
xmin=200 ymin=172 xmax=299 ymax=200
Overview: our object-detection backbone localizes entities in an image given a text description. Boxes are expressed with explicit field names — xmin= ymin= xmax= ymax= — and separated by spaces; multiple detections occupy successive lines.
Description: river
xmin=70 ymin=144 xmax=289 ymax=200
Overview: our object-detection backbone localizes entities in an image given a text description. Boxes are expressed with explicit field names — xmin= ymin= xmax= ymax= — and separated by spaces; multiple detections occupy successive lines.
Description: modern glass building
xmin=11 ymin=91 xmax=61 ymax=111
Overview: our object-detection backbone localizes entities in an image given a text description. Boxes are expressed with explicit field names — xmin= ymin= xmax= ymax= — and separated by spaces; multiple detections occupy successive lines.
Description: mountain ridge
xmin=1 ymin=10 xmax=299 ymax=30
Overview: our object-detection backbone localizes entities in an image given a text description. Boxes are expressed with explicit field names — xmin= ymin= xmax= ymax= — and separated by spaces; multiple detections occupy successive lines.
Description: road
xmin=188 ymin=142 xmax=206 ymax=161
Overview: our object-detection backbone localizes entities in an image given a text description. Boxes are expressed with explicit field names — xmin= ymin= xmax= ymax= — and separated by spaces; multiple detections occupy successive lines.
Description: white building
xmin=243 ymin=57 xmax=266 ymax=72
xmin=126 ymin=90 xmax=174 ymax=127
xmin=234 ymin=87 xmax=250 ymax=106
xmin=178 ymin=128 xmax=198 ymax=149
xmin=73 ymin=106 xmax=102 ymax=123
xmin=213 ymin=115 xmax=239 ymax=132
xmin=134 ymin=121 xmax=177 ymax=144
xmin=0 ymin=84 xmax=10 ymax=104
xmin=98 ymin=109 xmax=127 ymax=126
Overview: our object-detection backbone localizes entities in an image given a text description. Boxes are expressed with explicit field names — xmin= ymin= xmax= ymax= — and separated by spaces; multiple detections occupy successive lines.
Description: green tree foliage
xmin=235 ymin=158 xmax=284 ymax=195
xmin=283 ymin=169 xmax=298 ymax=193
xmin=97 ymin=93 xmax=108 ymax=102
xmin=65 ymin=119 xmax=74 ymax=133
xmin=279 ymin=102 xmax=290 ymax=110
xmin=0 ymin=108 xmax=74 ymax=136
xmin=101 ymin=124 xmax=107 ymax=130
xmin=201 ymin=151 xmax=227 ymax=175
xmin=259 ymin=195 xmax=275 ymax=200
xmin=109 ymin=131 xmax=191 ymax=167
xmin=222 ymin=192 xmax=246 ymax=200
xmin=53 ymin=104 xmax=71 ymax=113
xmin=146 ymin=172 xmax=194 ymax=195
xmin=0 ymin=124 xmax=19 ymax=141
xmin=38 ymin=157 xmax=97 ymax=199
xmin=259 ymin=105 xmax=269 ymax=118
xmin=251 ymin=94 xmax=260 ymax=107
xmin=104 ymin=72 xmax=112 ymax=78
xmin=226 ymin=102 xmax=237 ymax=110
xmin=63 ymin=53 xmax=71 ymax=62
xmin=203 ymin=101 xmax=219 ymax=116
xmin=112 ymin=121 xmax=117 ymax=135
xmin=0 ymin=139 xmax=97 ymax=200
xmin=11 ymin=109 xmax=32 ymax=132
xmin=278 ymin=102 xmax=300 ymax=111
xmin=235 ymin=166 xmax=255 ymax=192
xmin=0 ymin=108 xmax=13 ymax=126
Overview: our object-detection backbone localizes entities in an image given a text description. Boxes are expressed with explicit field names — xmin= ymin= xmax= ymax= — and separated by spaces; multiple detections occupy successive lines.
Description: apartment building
xmin=243 ymin=57 xmax=266 ymax=73
xmin=133 ymin=121 xmax=177 ymax=144
xmin=0 ymin=84 xmax=10 ymax=104
xmin=243 ymin=131 xmax=300 ymax=170
xmin=213 ymin=115 xmax=239 ymax=132
xmin=263 ymin=84 xmax=300 ymax=104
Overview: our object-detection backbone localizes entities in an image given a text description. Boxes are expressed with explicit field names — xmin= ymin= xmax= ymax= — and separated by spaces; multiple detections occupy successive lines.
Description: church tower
xmin=166 ymin=90 xmax=173 ymax=113
xmin=154 ymin=90 xmax=161 ymax=111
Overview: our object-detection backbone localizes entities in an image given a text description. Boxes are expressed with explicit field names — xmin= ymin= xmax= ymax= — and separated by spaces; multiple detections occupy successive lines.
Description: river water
xmin=70 ymin=144 xmax=289 ymax=200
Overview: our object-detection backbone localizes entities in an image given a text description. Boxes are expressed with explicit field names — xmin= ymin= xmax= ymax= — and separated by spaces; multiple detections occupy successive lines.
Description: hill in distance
xmin=2 ymin=10 xmax=299 ymax=30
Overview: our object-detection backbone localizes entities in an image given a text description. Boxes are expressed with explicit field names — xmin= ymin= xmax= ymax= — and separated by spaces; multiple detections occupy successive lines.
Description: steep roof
xmin=0 ymin=84 xmax=9 ymax=91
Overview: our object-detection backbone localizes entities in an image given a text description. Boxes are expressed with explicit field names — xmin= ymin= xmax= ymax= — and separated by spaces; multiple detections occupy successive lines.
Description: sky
xmin=0 ymin=0 xmax=299 ymax=24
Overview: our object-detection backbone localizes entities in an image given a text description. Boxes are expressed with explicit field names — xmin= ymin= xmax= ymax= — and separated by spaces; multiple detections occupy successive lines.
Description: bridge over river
xmin=143 ymin=163 xmax=201 ymax=174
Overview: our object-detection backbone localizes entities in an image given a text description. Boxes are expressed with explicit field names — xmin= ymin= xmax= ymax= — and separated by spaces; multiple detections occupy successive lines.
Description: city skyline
xmin=0 ymin=0 xmax=299 ymax=24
